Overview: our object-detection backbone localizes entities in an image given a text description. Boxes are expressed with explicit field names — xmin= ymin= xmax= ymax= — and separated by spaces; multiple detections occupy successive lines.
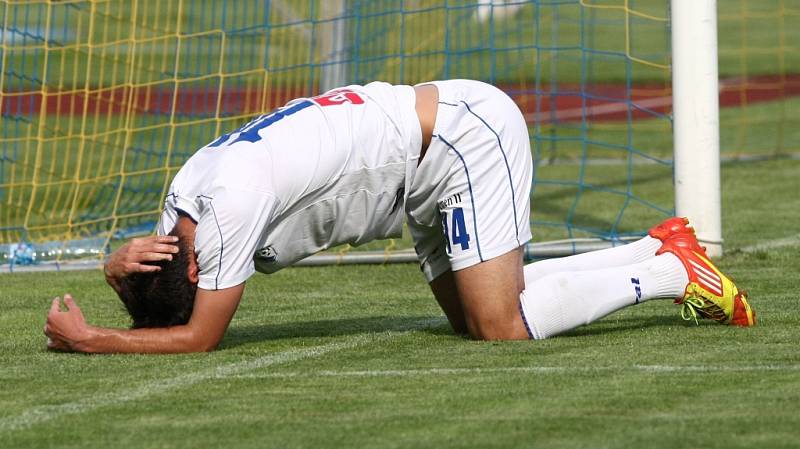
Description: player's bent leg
xmin=406 ymin=79 xmax=534 ymax=339
xmin=408 ymin=211 xmax=472 ymax=335
xmin=429 ymin=270 xmax=469 ymax=335
xmin=451 ymin=247 xmax=529 ymax=340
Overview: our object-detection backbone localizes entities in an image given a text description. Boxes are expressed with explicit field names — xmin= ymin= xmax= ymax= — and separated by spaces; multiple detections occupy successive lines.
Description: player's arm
xmin=104 ymin=235 xmax=180 ymax=294
xmin=44 ymin=284 xmax=244 ymax=354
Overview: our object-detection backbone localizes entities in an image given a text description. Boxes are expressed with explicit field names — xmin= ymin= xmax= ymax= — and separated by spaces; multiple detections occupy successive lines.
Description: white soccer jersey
xmin=157 ymin=82 xmax=422 ymax=290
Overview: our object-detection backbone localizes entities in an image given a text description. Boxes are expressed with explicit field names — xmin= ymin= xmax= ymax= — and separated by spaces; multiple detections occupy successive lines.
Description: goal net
xmin=0 ymin=0 xmax=796 ymax=269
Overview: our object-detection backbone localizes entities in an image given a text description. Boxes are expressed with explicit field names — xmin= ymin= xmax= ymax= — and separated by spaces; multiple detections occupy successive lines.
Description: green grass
xmin=1 ymin=158 xmax=799 ymax=448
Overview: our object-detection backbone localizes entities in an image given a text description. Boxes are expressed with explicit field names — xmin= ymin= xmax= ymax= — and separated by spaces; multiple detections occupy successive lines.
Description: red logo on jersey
xmin=312 ymin=89 xmax=365 ymax=106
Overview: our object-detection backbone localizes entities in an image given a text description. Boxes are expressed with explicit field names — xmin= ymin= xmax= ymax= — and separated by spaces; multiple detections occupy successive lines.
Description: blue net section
xmin=0 ymin=0 xmax=674 ymax=263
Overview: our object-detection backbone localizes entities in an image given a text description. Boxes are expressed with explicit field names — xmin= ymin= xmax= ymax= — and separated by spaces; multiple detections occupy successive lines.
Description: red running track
xmin=1 ymin=74 xmax=798 ymax=123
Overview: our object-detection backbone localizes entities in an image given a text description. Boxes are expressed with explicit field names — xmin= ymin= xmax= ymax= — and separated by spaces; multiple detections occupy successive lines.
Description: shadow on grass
xmin=220 ymin=315 xmax=453 ymax=348
xmin=559 ymin=314 xmax=684 ymax=338
xmin=221 ymin=313 xmax=683 ymax=349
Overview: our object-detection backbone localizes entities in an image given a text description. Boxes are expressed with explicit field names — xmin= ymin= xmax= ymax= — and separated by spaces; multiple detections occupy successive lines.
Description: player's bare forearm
xmin=72 ymin=323 xmax=216 ymax=354
xmin=45 ymin=285 xmax=244 ymax=354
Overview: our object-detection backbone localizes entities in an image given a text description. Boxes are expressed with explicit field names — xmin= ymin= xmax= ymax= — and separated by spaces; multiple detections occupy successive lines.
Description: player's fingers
xmin=48 ymin=297 xmax=61 ymax=315
xmin=63 ymin=294 xmax=80 ymax=314
xmin=138 ymin=235 xmax=178 ymax=246
xmin=155 ymin=235 xmax=179 ymax=243
xmin=151 ymin=243 xmax=180 ymax=254
xmin=63 ymin=294 xmax=86 ymax=320
xmin=130 ymin=243 xmax=177 ymax=260
xmin=132 ymin=263 xmax=161 ymax=273
xmin=44 ymin=324 xmax=59 ymax=339
xmin=47 ymin=337 xmax=71 ymax=352
xmin=123 ymin=261 xmax=159 ymax=274
xmin=63 ymin=294 xmax=77 ymax=309
xmin=139 ymin=251 xmax=173 ymax=262
xmin=142 ymin=243 xmax=179 ymax=255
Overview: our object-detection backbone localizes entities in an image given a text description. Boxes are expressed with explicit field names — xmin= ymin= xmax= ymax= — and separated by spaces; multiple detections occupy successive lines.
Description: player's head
xmin=118 ymin=227 xmax=198 ymax=328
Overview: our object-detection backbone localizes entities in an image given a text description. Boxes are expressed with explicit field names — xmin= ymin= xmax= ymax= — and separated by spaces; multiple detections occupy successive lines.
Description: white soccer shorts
xmin=405 ymin=79 xmax=533 ymax=282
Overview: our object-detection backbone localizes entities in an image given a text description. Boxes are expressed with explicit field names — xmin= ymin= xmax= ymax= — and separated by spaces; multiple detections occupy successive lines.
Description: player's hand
xmin=104 ymin=235 xmax=179 ymax=282
xmin=44 ymin=294 xmax=89 ymax=352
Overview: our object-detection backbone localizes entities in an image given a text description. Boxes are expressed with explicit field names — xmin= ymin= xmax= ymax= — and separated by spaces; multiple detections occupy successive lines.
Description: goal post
xmin=671 ymin=0 xmax=723 ymax=257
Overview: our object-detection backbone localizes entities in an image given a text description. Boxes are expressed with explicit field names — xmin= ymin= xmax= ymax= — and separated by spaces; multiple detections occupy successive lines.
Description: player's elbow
xmin=196 ymin=341 xmax=220 ymax=352
xmin=185 ymin=330 xmax=222 ymax=352
xmin=165 ymin=324 xmax=219 ymax=353
xmin=198 ymin=334 xmax=223 ymax=352
xmin=184 ymin=338 xmax=220 ymax=353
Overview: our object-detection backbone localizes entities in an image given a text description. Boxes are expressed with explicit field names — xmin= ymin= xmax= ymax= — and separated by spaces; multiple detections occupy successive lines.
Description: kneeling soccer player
xmin=44 ymin=80 xmax=755 ymax=353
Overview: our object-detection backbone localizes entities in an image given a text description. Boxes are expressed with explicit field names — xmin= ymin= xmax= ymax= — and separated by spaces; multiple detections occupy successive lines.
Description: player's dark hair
xmin=118 ymin=229 xmax=197 ymax=328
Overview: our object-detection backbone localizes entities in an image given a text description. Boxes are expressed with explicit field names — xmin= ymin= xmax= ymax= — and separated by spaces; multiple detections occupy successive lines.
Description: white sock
xmin=523 ymin=236 xmax=662 ymax=282
xmin=518 ymin=253 xmax=688 ymax=339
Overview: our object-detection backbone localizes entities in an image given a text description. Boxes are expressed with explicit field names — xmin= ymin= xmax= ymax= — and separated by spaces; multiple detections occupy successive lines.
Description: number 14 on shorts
xmin=441 ymin=207 xmax=471 ymax=254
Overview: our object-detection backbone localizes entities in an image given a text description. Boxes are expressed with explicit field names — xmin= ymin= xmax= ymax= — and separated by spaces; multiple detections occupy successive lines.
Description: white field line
xmin=739 ymin=234 xmax=800 ymax=253
xmin=228 ymin=364 xmax=800 ymax=380
xmin=0 ymin=319 xmax=441 ymax=433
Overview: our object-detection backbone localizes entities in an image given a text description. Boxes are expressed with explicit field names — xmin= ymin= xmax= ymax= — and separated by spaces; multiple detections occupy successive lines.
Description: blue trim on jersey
xmin=435 ymin=134 xmax=483 ymax=262
xmin=459 ymin=100 xmax=520 ymax=247
xmin=199 ymin=195 xmax=224 ymax=290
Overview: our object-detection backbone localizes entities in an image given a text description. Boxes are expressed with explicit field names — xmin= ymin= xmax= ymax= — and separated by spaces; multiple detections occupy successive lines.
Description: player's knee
xmin=461 ymin=289 xmax=530 ymax=340
xmin=465 ymin=317 xmax=526 ymax=341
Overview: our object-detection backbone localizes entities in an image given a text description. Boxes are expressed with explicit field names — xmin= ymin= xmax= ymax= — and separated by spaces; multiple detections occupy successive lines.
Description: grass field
xmin=2 ymin=2 xmax=799 ymax=445
xmin=1 ymin=157 xmax=799 ymax=448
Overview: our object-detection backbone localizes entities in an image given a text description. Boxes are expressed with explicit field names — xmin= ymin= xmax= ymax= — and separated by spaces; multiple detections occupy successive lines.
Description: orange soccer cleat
xmin=648 ymin=216 xmax=696 ymax=242
xmin=653 ymin=219 xmax=755 ymax=327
